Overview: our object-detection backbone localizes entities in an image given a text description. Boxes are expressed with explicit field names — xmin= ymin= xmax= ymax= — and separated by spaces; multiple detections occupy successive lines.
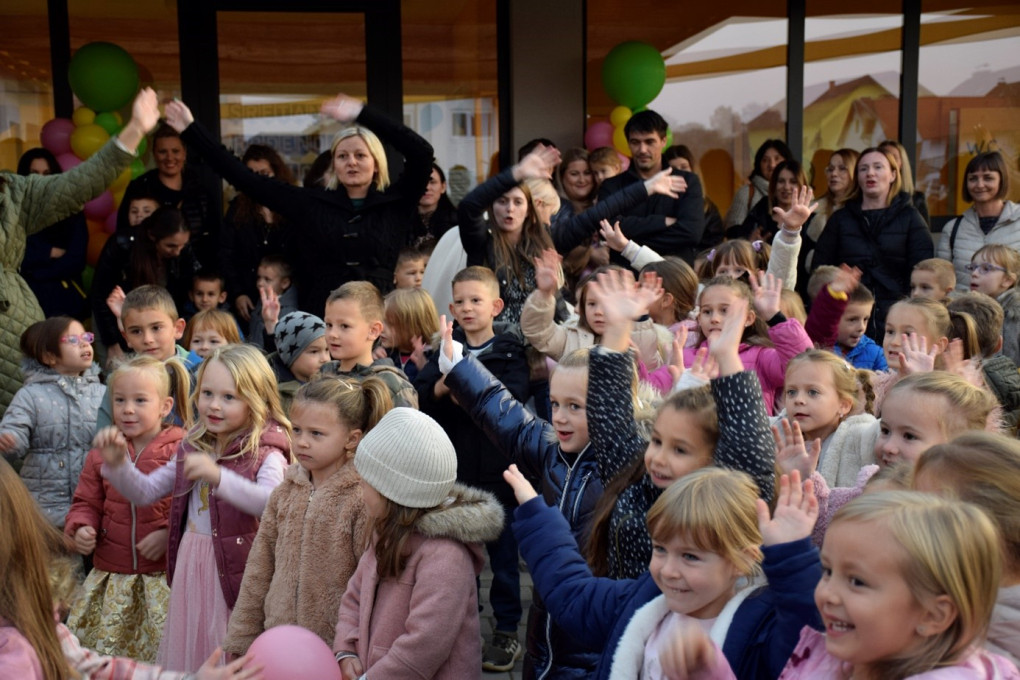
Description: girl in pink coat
xmin=333 ymin=408 xmax=503 ymax=680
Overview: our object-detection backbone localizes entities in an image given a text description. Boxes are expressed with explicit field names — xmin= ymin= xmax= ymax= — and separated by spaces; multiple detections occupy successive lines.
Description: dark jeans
xmin=483 ymin=504 xmax=522 ymax=633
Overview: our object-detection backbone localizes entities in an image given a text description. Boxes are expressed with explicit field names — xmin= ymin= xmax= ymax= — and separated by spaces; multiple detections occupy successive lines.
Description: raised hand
xmin=93 ymin=426 xmax=129 ymax=467
xmin=941 ymin=338 xmax=985 ymax=388
xmin=320 ymin=93 xmax=364 ymax=124
xmin=687 ymin=346 xmax=719 ymax=383
xmin=513 ymin=144 xmax=561 ymax=182
xmin=896 ymin=332 xmax=938 ymax=375
xmin=74 ymin=526 xmax=97 ymax=555
xmin=118 ymin=88 xmax=161 ymax=151
xmin=260 ymin=286 xmax=281 ymax=335
xmin=749 ymin=270 xmax=783 ymax=321
xmin=409 ymin=335 xmax=428 ymax=370
xmin=184 ymin=452 xmax=221 ymax=487
xmin=163 ymin=99 xmax=195 ymax=134
xmin=756 ymin=470 xmax=818 ymax=547
xmin=503 ymin=464 xmax=539 ymax=505
xmin=599 ymin=219 xmax=629 ymax=253
xmin=772 ymin=419 xmax=821 ymax=479
xmin=707 ymin=295 xmax=748 ymax=377
xmin=643 ymin=168 xmax=687 ymax=199
xmin=439 ymin=314 xmax=455 ymax=362
xmin=533 ymin=249 xmax=562 ymax=295
xmin=829 ymin=265 xmax=862 ymax=296
xmin=590 ymin=268 xmax=661 ymax=353
xmin=106 ymin=286 xmax=126 ymax=321
xmin=771 ymin=184 xmax=817 ymax=233
xmin=195 ymin=648 xmax=263 ymax=680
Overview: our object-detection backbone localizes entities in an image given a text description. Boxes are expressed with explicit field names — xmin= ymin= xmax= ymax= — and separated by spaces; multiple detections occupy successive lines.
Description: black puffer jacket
xmin=181 ymin=106 xmax=433 ymax=315
xmin=811 ymin=191 xmax=932 ymax=338
xmin=444 ymin=354 xmax=601 ymax=679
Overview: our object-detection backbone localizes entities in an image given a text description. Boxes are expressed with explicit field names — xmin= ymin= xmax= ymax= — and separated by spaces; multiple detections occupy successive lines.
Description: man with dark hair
xmin=597 ymin=109 xmax=705 ymax=264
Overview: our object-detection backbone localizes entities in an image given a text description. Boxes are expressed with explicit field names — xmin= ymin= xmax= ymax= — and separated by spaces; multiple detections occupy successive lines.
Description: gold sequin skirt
xmin=67 ymin=568 xmax=170 ymax=663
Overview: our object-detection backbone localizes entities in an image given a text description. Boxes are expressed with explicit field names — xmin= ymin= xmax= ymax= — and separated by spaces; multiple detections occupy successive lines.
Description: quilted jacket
xmin=0 ymin=359 xmax=105 ymax=527
xmin=936 ymin=200 xmax=1020 ymax=294
xmin=0 ymin=138 xmax=134 ymax=415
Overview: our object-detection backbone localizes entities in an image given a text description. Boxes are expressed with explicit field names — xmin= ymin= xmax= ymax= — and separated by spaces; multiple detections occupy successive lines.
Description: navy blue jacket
xmin=445 ymin=354 xmax=602 ymax=678
xmin=514 ymin=497 xmax=823 ymax=680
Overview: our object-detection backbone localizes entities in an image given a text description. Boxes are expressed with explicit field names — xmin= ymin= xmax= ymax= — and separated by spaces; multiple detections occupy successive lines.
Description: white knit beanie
xmin=354 ymin=408 xmax=457 ymax=508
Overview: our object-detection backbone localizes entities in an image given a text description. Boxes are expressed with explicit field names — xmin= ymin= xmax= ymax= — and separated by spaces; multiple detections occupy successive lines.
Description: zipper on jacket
xmin=294 ymin=485 xmax=315 ymax=613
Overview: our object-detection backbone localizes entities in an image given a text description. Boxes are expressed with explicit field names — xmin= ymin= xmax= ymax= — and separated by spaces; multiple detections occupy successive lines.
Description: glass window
xmin=217 ymin=10 xmax=367 ymax=185
xmin=917 ymin=9 xmax=1020 ymax=217
xmin=0 ymin=3 xmax=52 ymax=171
xmin=401 ymin=0 xmax=499 ymax=196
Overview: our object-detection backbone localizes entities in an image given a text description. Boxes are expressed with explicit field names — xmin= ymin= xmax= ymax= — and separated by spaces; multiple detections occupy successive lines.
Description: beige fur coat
xmin=223 ymin=462 xmax=369 ymax=654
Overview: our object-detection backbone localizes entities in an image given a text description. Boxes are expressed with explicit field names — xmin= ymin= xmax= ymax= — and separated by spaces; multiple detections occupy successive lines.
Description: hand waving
xmin=599 ymin=219 xmax=629 ymax=252
xmin=896 ymin=332 xmax=938 ymax=375
xmin=503 ymin=464 xmax=539 ymax=505
xmin=93 ymin=426 xmax=129 ymax=467
xmin=643 ymin=168 xmax=687 ymax=199
xmin=756 ymin=470 xmax=818 ymax=547
xmin=772 ymin=419 xmax=821 ymax=479
xmin=163 ymin=99 xmax=195 ymax=134
xmin=320 ymin=93 xmax=364 ymax=123
xmin=513 ymin=144 xmax=561 ymax=182
xmin=749 ymin=270 xmax=783 ymax=321
xmin=533 ymin=249 xmax=562 ymax=295
xmin=771 ymin=185 xmax=817 ymax=233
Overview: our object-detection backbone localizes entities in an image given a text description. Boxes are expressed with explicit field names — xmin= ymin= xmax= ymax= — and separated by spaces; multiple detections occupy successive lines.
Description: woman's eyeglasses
xmin=60 ymin=332 xmax=95 ymax=345
xmin=966 ymin=263 xmax=1007 ymax=275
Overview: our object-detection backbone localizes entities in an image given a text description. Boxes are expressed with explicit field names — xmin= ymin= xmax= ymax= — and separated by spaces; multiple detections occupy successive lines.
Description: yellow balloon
xmin=609 ymin=105 xmax=632 ymax=128
xmin=72 ymin=106 xmax=96 ymax=127
xmin=70 ymin=123 xmax=110 ymax=160
xmin=112 ymin=187 xmax=126 ymax=207
xmin=109 ymin=166 xmax=132 ymax=193
xmin=613 ymin=125 xmax=631 ymax=156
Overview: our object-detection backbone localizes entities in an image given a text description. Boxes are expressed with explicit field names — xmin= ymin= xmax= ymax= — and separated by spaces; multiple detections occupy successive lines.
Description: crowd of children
xmin=2 ymin=91 xmax=1020 ymax=680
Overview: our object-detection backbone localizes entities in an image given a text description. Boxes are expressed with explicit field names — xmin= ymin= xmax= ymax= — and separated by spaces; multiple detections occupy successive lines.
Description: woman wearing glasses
xmin=812 ymin=146 xmax=933 ymax=338
xmin=936 ymin=151 xmax=1020 ymax=293
xmin=0 ymin=316 xmax=104 ymax=527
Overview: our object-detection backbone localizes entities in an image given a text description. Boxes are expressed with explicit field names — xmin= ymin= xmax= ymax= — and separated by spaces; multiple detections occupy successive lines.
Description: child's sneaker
xmin=482 ymin=631 xmax=522 ymax=672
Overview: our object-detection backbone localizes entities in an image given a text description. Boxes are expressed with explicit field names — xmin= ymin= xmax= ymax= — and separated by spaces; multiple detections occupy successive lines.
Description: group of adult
xmin=3 ymin=90 xmax=1019 ymax=416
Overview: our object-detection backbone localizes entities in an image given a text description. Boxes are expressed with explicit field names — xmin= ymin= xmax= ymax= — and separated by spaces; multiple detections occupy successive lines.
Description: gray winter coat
xmin=936 ymin=201 xmax=1020 ymax=293
xmin=0 ymin=359 xmax=104 ymax=526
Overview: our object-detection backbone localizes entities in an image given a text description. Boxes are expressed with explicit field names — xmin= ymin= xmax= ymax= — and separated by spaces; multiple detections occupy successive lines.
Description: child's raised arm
xmin=99 ymin=426 xmax=177 ymax=506
xmin=520 ymin=249 xmax=570 ymax=360
xmin=707 ymin=297 xmax=777 ymax=502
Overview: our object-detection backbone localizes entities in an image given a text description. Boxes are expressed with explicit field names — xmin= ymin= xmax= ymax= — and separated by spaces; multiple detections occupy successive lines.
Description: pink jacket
xmin=673 ymin=319 xmax=812 ymax=413
xmin=778 ymin=627 xmax=1020 ymax=679
xmin=333 ymin=483 xmax=503 ymax=679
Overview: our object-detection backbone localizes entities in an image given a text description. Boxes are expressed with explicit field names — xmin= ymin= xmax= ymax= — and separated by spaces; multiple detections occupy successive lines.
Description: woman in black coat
xmin=164 ymin=95 xmax=434 ymax=316
xmin=812 ymin=146 xmax=933 ymax=339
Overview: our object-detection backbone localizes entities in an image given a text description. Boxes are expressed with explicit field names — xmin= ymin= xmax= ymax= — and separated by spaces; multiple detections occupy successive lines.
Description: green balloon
xmin=130 ymin=158 xmax=146 ymax=180
xmin=94 ymin=112 xmax=122 ymax=135
xmin=136 ymin=136 xmax=147 ymax=157
xmin=68 ymin=42 xmax=139 ymax=112
xmin=601 ymin=41 xmax=666 ymax=109
xmin=81 ymin=265 xmax=95 ymax=295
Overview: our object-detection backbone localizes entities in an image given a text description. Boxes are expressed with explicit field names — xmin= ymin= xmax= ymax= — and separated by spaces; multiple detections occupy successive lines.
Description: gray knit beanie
xmin=275 ymin=312 xmax=326 ymax=368
xmin=355 ymin=408 xmax=457 ymax=508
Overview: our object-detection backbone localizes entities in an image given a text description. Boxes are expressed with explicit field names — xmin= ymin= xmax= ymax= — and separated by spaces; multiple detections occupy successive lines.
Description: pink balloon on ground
xmin=56 ymin=153 xmax=81 ymax=172
xmin=84 ymin=191 xmax=115 ymax=220
xmin=104 ymin=212 xmax=118 ymax=234
xmin=247 ymin=625 xmax=342 ymax=680
xmin=584 ymin=121 xmax=614 ymax=151
xmin=40 ymin=118 xmax=76 ymax=156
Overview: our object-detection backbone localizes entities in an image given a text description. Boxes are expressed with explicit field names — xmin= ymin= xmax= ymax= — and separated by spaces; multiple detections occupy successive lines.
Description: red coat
xmin=65 ymin=427 xmax=184 ymax=575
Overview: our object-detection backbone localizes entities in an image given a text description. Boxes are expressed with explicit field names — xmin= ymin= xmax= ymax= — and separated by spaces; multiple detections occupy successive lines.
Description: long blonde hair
xmin=186 ymin=344 xmax=291 ymax=460
xmin=830 ymin=491 xmax=1000 ymax=677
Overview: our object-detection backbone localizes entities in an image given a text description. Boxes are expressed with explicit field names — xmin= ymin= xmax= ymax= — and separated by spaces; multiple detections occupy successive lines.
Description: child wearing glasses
xmin=0 ymin=317 xmax=104 ymax=527
xmin=968 ymin=243 xmax=1020 ymax=365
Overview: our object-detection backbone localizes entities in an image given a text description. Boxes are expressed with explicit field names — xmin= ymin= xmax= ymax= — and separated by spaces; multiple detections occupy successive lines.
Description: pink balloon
xmin=248 ymin=625 xmax=342 ymax=680
xmin=56 ymin=153 xmax=81 ymax=172
xmin=40 ymin=118 xmax=76 ymax=156
xmin=584 ymin=121 xmax=614 ymax=151
xmin=104 ymin=212 xmax=118 ymax=234
xmin=616 ymin=152 xmax=630 ymax=172
xmin=84 ymin=191 xmax=115 ymax=221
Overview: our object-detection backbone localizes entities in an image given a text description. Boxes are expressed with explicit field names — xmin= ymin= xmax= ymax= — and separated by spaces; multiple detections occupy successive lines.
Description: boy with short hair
xmin=804 ymin=268 xmax=887 ymax=371
xmin=187 ymin=271 xmax=229 ymax=315
xmin=588 ymin=147 xmax=622 ymax=185
xmin=319 ymin=280 xmax=418 ymax=408
xmin=393 ymin=247 xmax=427 ymax=290
xmin=910 ymin=258 xmax=956 ymax=300
xmin=412 ymin=265 xmax=530 ymax=671
xmin=249 ymin=255 xmax=298 ymax=349
xmin=270 ymin=311 xmax=329 ymax=413
xmin=95 ymin=285 xmax=200 ymax=430
xmin=127 ymin=194 xmax=160 ymax=228
xmin=946 ymin=292 xmax=1020 ymax=433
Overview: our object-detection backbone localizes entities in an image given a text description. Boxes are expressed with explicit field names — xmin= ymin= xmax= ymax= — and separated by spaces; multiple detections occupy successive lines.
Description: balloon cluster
xmin=584 ymin=41 xmax=671 ymax=164
xmin=38 ymin=42 xmax=146 ymax=266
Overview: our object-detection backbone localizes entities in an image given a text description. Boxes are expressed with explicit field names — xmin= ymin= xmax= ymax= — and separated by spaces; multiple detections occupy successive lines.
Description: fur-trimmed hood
xmin=414 ymin=482 xmax=505 ymax=546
